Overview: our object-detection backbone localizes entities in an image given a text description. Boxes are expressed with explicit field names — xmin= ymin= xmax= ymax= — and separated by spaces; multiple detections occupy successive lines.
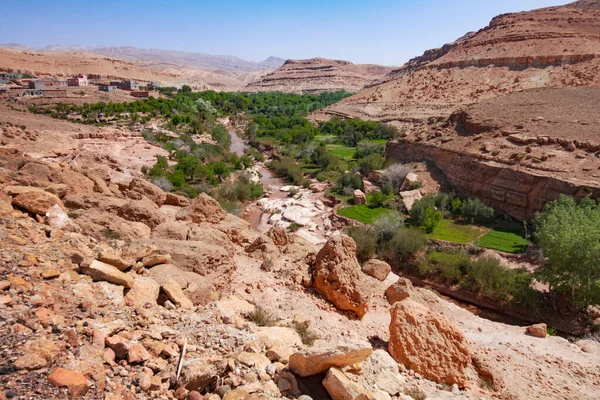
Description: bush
xmin=354 ymin=140 xmax=385 ymax=159
xmin=382 ymin=164 xmax=412 ymax=192
xmin=409 ymin=195 xmax=436 ymax=224
xmin=382 ymin=227 xmax=426 ymax=263
xmin=347 ymin=226 xmax=377 ymax=262
xmin=150 ymin=171 xmax=176 ymax=191
xmin=421 ymin=206 xmax=442 ymax=233
xmin=372 ymin=213 xmax=405 ymax=244
xmin=246 ymin=306 xmax=276 ymax=326
xmin=269 ymin=157 xmax=307 ymax=186
xmin=461 ymin=198 xmax=494 ymax=223
xmin=368 ymin=191 xmax=387 ymax=208
xmin=358 ymin=153 xmax=385 ymax=175
xmin=335 ymin=172 xmax=362 ymax=193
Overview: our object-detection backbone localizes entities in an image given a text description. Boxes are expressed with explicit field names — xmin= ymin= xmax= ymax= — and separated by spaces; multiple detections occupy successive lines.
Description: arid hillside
xmin=317 ymin=0 xmax=600 ymax=121
xmin=0 ymin=48 xmax=253 ymax=91
xmin=246 ymin=58 xmax=395 ymax=93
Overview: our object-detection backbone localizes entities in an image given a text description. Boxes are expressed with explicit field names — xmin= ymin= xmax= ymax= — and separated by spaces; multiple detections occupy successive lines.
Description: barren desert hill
xmin=0 ymin=47 xmax=255 ymax=91
xmin=246 ymin=57 xmax=396 ymax=93
xmin=10 ymin=44 xmax=287 ymax=73
xmin=317 ymin=0 xmax=600 ymax=122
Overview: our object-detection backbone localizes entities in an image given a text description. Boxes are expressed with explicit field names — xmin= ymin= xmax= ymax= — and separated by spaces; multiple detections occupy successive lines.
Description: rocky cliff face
xmin=316 ymin=1 xmax=600 ymax=121
xmin=246 ymin=58 xmax=394 ymax=93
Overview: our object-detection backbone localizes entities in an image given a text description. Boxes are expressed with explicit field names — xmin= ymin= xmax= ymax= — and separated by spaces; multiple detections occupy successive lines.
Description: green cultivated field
xmin=326 ymin=144 xmax=356 ymax=160
xmin=337 ymin=205 xmax=394 ymax=224
xmin=425 ymin=218 xmax=484 ymax=243
xmin=476 ymin=228 xmax=531 ymax=254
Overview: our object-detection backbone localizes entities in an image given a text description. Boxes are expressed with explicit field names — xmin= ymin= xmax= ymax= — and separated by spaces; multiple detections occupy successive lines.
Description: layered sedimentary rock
xmin=247 ymin=58 xmax=394 ymax=93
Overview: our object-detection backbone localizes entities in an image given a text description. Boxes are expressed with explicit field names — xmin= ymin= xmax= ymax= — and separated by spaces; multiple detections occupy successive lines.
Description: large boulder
xmin=124 ymin=277 xmax=160 ymax=308
xmin=118 ymin=196 xmax=165 ymax=229
xmin=313 ymin=234 xmax=370 ymax=319
xmin=124 ymin=177 xmax=167 ymax=206
xmin=388 ymin=299 xmax=472 ymax=387
xmin=4 ymin=185 xmax=65 ymax=215
xmin=352 ymin=189 xmax=367 ymax=205
xmin=399 ymin=189 xmax=422 ymax=211
xmin=176 ymin=193 xmax=225 ymax=224
xmin=147 ymin=264 xmax=211 ymax=306
xmin=323 ymin=367 xmax=371 ymax=400
xmin=162 ymin=279 xmax=194 ymax=309
xmin=82 ymin=260 xmax=134 ymax=288
xmin=362 ymin=259 xmax=391 ymax=281
xmin=288 ymin=340 xmax=373 ymax=377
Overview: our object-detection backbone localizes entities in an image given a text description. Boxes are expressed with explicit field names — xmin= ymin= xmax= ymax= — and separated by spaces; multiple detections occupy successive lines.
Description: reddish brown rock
xmin=162 ymin=279 xmax=194 ymax=309
xmin=175 ymin=193 xmax=225 ymax=224
xmin=266 ymin=225 xmax=289 ymax=247
xmin=313 ymin=234 xmax=370 ymax=319
xmin=526 ymin=323 xmax=548 ymax=338
xmin=128 ymin=343 xmax=151 ymax=364
xmin=125 ymin=177 xmax=167 ymax=206
xmin=289 ymin=340 xmax=373 ymax=377
xmin=48 ymin=368 xmax=90 ymax=397
xmin=362 ymin=259 xmax=391 ymax=281
xmin=388 ymin=299 xmax=472 ymax=387
xmin=4 ymin=185 xmax=65 ymax=215
xmin=385 ymin=278 xmax=415 ymax=305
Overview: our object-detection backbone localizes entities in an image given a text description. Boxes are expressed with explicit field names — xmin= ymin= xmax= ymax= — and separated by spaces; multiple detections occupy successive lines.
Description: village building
xmin=111 ymin=80 xmax=140 ymax=90
xmin=99 ymin=84 xmax=117 ymax=92
xmin=29 ymin=81 xmax=46 ymax=89
xmin=0 ymin=73 xmax=23 ymax=79
xmin=130 ymin=90 xmax=149 ymax=98
xmin=23 ymin=89 xmax=43 ymax=96
xmin=67 ymin=74 xmax=88 ymax=86
xmin=44 ymin=89 xmax=67 ymax=97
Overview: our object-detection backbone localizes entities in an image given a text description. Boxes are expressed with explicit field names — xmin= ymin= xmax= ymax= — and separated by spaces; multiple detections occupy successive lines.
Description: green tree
xmin=534 ymin=195 xmax=600 ymax=308
xmin=421 ymin=206 xmax=442 ymax=233
xmin=460 ymin=198 xmax=494 ymax=223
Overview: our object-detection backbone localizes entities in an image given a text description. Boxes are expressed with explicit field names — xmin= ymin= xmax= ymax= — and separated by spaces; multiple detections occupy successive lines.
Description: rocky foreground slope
xmin=247 ymin=58 xmax=395 ymax=93
xmin=0 ymin=95 xmax=599 ymax=399
xmin=314 ymin=0 xmax=600 ymax=220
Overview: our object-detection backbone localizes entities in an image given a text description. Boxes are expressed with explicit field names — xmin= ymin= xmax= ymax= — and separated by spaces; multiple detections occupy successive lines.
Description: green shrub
xmin=269 ymin=156 xmax=307 ymax=186
xmin=382 ymin=227 xmax=426 ymax=263
xmin=368 ymin=191 xmax=387 ymax=209
xmin=347 ymin=226 xmax=377 ymax=262
xmin=354 ymin=140 xmax=385 ymax=159
xmin=372 ymin=213 xmax=405 ymax=244
xmin=461 ymin=198 xmax=494 ymax=224
xmin=335 ymin=172 xmax=362 ymax=193
xmin=358 ymin=153 xmax=384 ymax=176
xmin=421 ymin=206 xmax=442 ymax=233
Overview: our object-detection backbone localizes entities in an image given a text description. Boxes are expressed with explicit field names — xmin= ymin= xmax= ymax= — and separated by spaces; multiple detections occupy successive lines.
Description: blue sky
xmin=1 ymin=0 xmax=570 ymax=65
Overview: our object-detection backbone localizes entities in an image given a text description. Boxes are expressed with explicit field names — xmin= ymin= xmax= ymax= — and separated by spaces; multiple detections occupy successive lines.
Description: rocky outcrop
xmin=123 ymin=177 xmax=167 ymax=206
xmin=388 ymin=299 xmax=472 ymax=387
xmin=288 ymin=340 xmax=373 ymax=377
xmin=312 ymin=235 xmax=370 ymax=319
xmin=3 ymin=185 xmax=65 ymax=215
xmin=176 ymin=193 xmax=226 ymax=224
xmin=247 ymin=58 xmax=394 ymax=93
xmin=387 ymin=139 xmax=600 ymax=220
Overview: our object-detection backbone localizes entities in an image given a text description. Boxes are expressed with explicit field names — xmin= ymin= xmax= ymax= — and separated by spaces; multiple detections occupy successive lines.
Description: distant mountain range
xmin=0 ymin=44 xmax=285 ymax=73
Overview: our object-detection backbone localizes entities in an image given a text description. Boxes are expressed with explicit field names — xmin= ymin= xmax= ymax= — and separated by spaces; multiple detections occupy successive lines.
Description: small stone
xmin=128 ymin=343 xmax=151 ymax=363
xmin=187 ymin=391 xmax=202 ymax=400
xmin=41 ymin=269 xmax=61 ymax=280
xmin=48 ymin=368 xmax=90 ymax=397
xmin=0 ymin=295 xmax=12 ymax=306
xmin=277 ymin=378 xmax=291 ymax=391
xmin=526 ymin=323 xmax=548 ymax=338
xmin=0 ymin=281 xmax=11 ymax=291
xmin=139 ymin=372 xmax=152 ymax=391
